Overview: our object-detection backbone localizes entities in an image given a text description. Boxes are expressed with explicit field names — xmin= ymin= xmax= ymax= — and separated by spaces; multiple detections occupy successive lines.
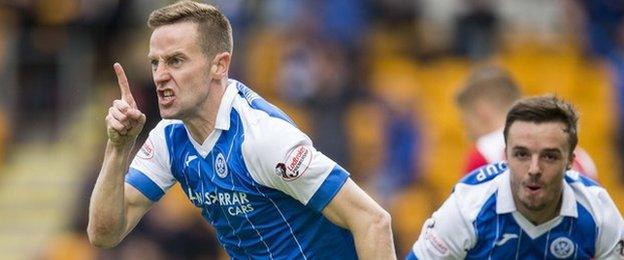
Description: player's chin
xmin=521 ymin=197 xmax=547 ymax=211
xmin=159 ymin=110 xmax=179 ymax=120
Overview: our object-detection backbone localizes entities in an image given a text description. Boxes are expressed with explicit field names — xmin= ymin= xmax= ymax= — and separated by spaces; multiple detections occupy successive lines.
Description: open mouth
xmin=158 ymin=89 xmax=175 ymax=105
xmin=525 ymin=184 xmax=542 ymax=192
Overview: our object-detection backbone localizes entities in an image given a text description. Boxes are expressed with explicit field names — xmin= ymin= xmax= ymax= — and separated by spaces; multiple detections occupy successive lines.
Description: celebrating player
xmin=407 ymin=95 xmax=624 ymax=259
xmin=87 ymin=1 xmax=395 ymax=259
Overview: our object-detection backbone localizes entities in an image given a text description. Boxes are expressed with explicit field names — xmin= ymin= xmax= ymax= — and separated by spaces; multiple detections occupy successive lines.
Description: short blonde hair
xmin=456 ymin=65 xmax=521 ymax=109
xmin=148 ymin=0 xmax=233 ymax=56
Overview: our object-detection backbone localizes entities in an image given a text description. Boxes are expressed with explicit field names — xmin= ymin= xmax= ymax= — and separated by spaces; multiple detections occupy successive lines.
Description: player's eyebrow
xmin=541 ymin=148 xmax=562 ymax=154
xmin=511 ymin=146 xmax=528 ymax=151
xmin=147 ymin=51 xmax=186 ymax=61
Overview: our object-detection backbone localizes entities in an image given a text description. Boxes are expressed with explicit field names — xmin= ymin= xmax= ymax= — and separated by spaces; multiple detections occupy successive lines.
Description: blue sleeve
xmin=307 ymin=165 xmax=350 ymax=212
xmin=125 ymin=168 xmax=166 ymax=202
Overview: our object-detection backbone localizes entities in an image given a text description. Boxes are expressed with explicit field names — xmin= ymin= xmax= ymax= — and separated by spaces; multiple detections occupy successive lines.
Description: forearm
xmin=87 ymin=141 xmax=134 ymax=247
xmin=352 ymin=210 xmax=396 ymax=260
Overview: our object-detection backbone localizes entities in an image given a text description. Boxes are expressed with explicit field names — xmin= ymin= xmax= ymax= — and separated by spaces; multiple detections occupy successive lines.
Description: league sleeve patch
xmin=137 ymin=139 xmax=154 ymax=159
xmin=423 ymin=218 xmax=449 ymax=256
xmin=425 ymin=229 xmax=449 ymax=256
xmin=275 ymin=145 xmax=313 ymax=181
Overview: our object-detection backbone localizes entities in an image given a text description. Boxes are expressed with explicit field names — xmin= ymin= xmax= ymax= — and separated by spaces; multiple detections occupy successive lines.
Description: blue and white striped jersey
xmin=126 ymin=79 xmax=356 ymax=259
xmin=407 ymin=162 xmax=624 ymax=260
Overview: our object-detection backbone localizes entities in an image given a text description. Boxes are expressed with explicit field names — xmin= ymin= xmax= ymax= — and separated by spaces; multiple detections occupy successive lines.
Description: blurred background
xmin=0 ymin=0 xmax=623 ymax=259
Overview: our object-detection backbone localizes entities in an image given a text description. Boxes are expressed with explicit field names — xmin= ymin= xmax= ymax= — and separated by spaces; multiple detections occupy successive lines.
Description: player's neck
xmin=184 ymin=81 xmax=226 ymax=143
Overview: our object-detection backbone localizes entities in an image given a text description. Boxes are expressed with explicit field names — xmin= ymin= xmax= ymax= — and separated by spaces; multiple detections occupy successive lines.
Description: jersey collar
xmin=496 ymin=170 xmax=578 ymax=218
xmin=214 ymin=79 xmax=239 ymax=131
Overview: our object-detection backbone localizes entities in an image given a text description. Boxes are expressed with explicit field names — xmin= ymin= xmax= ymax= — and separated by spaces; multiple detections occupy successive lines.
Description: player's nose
xmin=528 ymin=155 xmax=541 ymax=176
xmin=153 ymin=64 xmax=171 ymax=85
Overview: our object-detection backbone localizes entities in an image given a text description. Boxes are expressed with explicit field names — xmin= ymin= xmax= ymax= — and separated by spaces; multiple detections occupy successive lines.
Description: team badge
xmin=279 ymin=145 xmax=313 ymax=181
xmin=137 ymin=139 xmax=154 ymax=159
xmin=215 ymin=153 xmax=228 ymax=178
xmin=550 ymin=237 xmax=575 ymax=259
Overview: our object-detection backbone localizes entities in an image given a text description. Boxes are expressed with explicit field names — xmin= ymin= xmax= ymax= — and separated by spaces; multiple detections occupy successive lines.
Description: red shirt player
xmin=456 ymin=65 xmax=597 ymax=178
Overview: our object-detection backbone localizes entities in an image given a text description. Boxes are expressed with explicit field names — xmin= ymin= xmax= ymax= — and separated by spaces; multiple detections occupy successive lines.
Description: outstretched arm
xmin=322 ymin=179 xmax=396 ymax=260
xmin=87 ymin=63 xmax=150 ymax=248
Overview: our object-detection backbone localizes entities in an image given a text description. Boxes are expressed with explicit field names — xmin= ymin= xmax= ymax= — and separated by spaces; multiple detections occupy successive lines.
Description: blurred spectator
xmin=316 ymin=0 xmax=370 ymax=50
xmin=453 ymin=0 xmax=499 ymax=60
xmin=574 ymin=0 xmax=624 ymax=58
xmin=455 ymin=64 xmax=598 ymax=178
xmin=608 ymin=20 xmax=624 ymax=182
xmin=373 ymin=98 xmax=422 ymax=204
xmin=304 ymin=43 xmax=355 ymax=167
xmin=366 ymin=57 xmax=423 ymax=204
xmin=277 ymin=31 xmax=357 ymax=166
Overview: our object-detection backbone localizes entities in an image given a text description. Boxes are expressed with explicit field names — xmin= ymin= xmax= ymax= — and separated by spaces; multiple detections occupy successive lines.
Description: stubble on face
xmin=505 ymin=121 xmax=571 ymax=223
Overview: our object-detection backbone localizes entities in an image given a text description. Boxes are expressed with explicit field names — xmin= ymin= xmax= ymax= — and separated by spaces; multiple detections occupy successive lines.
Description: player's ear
xmin=210 ymin=52 xmax=231 ymax=80
xmin=566 ymin=152 xmax=575 ymax=170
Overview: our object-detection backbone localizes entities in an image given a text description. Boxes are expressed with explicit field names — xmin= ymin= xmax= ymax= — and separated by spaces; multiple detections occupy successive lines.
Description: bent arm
xmin=594 ymin=189 xmax=624 ymax=259
xmin=87 ymin=142 xmax=153 ymax=248
xmin=322 ymin=179 xmax=396 ymax=260
xmin=408 ymin=191 xmax=475 ymax=259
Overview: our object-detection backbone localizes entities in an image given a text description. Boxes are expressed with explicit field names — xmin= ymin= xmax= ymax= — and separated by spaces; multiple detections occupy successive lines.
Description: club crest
xmin=215 ymin=153 xmax=228 ymax=178
xmin=550 ymin=237 xmax=575 ymax=259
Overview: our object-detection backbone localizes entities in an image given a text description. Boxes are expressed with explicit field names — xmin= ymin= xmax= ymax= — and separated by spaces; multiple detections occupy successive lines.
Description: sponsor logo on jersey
xmin=424 ymin=229 xmax=449 ymax=256
xmin=185 ymin=155 xmax=198 ymax=167
xmin=215 ymin=153 xmax=228 ymax=178
xmin=280 ymin=145 xmax=313 ymax=181
xmin=495 ymin=233 xmax=519 ymax=246
xmin=550 ymin=237 xmax=575 ymax=259
xmin=275 ymin=163 xmax=286 ymax=178
xmin=137 ymin=139 xmax=154 ymax=159
xmin=188 ymin=190 xmax=254 ymax=216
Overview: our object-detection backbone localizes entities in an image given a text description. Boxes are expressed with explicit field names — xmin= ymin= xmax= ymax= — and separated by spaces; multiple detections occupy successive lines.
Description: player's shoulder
xmin=230 ymin=81 xmax=305 ymax=141
xmin=143 ymin=119 xmax=187 ymax=152
xmin=451 ymin=162 xmax=507 ymax=219
xmin=228 ymin=80 xmax=311 ymax=162
xmin=563 ymin=170 xmax=618 ymax=224
xmin=149 ymin=119 xmax=184 ymax=136
xmin=230 ymin=79 xmax=296 ymax=127
xmin=459 ymin=161 xmax=508 ymax=186
xmin=564 ymin=170 xmax=601 ymax=188
xmin=563 ymin=170 xmax=609 ymax=207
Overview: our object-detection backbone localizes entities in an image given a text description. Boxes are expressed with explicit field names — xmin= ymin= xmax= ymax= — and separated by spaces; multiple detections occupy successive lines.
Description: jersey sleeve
xmin=409 ymin=191 xmax=476 ymax=259
xmin=594 ymin=189 xmax=624 ymax=259
xmin=242 ymin=116 xmax=349 ymax=213
xmin=125 ymin=122 xmax=176 ymax=202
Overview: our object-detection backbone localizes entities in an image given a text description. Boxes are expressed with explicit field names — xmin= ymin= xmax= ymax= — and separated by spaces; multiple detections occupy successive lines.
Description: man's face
xmin=506 ymin=121 xmax=572 ymax=214
xmin=148 ymin=22 xmax=212 ymax=119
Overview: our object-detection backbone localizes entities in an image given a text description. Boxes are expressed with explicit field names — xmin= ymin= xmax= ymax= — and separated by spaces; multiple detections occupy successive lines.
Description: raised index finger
xmin=113 ymin=63 xmax=136 ymax=107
